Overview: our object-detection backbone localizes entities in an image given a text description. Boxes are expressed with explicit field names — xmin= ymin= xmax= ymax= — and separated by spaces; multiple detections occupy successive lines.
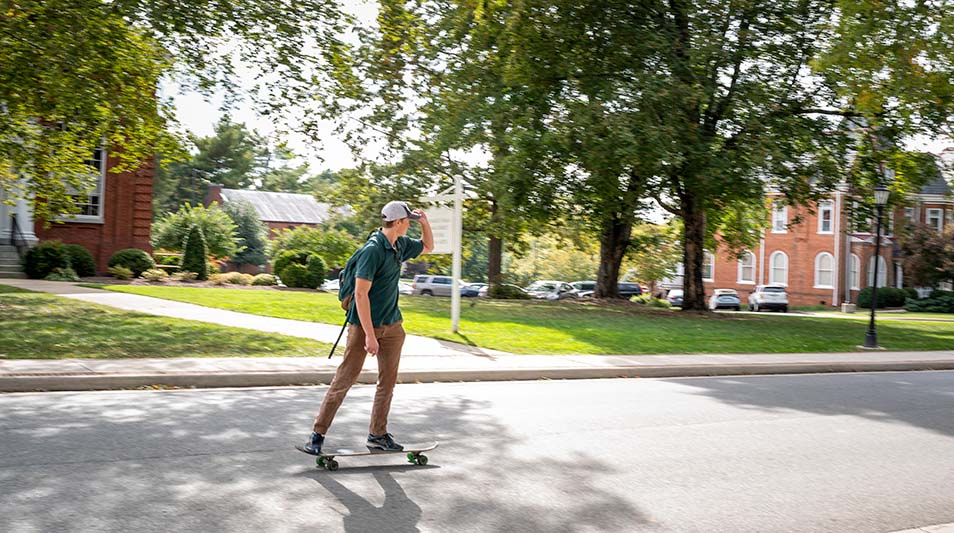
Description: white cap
xmin=381 ymin=201 xmax=421 ymax=222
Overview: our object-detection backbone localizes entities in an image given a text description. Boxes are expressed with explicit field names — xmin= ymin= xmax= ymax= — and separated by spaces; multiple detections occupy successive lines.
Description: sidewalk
xmin=3 ymin=279 xmax=954 ymax=392
xmin=3 ymin=351 xmax=954 ymax=392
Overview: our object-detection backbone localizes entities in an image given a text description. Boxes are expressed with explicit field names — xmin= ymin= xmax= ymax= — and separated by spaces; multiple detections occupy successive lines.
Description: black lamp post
xmin=863 ymin=182 xmax=890 ymax=349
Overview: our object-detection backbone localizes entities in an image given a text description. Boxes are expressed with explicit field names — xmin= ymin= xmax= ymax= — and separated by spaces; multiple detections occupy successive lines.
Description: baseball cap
xmin=381 ymin=201 xmax=422 ymax=222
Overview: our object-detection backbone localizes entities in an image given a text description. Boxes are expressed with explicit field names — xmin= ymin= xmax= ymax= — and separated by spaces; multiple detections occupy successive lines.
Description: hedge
xmin=857 ymin=287 xmax=908 ymax=309
xmin=23 ymin=240 xmax=69 ymax=279
xmin=108 ymin=249 xmax=155 ymax=277
xmin=62 ymin=244 xmax=96 ymax=277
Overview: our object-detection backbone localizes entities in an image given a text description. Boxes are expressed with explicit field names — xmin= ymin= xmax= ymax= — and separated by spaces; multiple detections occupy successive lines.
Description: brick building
xmin=203 ymin=185 xmax=338 ymax=238
xmin=1 ymin=148 xmax=154 ymax=275
xmin=698 ymin=172 xmax=953 ymax=308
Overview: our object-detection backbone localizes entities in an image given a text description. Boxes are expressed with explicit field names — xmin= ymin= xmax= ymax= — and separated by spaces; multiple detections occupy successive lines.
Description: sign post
xmin=419 ymin=175 xmax=465 ymax=333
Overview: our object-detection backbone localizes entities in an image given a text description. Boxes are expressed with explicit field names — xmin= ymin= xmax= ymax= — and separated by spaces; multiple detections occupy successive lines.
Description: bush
xmin=279 ymin=263 xmax=310 ymax=288
xmin=905 ymin=295 xmax=954 ymax=313
xmin=108 ymin=249 xmax=155 ymax=277
xmin=141 ymin=268 xmax=169 ymax=282
xmin=224 ymin=272 xmax=254 ymax=285
xmin=929 ymin=289 xmax=954 ymax=299
xmin=904 ymin=287 xmax=919 ymax=300
xmin=23 ymin=240 xmax=69 ymax=279
xmin=171 ymin=271 xmax=198 ymax=282
xmin=180 ymin=225 xmax=209 ymax=281
xmin=62 ymin=244 xmax=96 ymax=277
xmin=252 ymin=273 xmax=277 ymax=286
xmin=305 ymin=254 xmax=327 ymax=289
xmin=151 ymin=202 xmax=238 ymax=258
xmin=634 ymin=294 xmax=672 ymax=308
xmin=44 ymin=267 xmax=80 ymax=282
xmin=857 ymin=287 xmax=908 ymax=309
xmin=273 ymin=250 xmax=308 ymax=278
xmin=108 ymin=266 xmax=133 ymax=280
xmin=209 ymin=273 xmax=229 ymax=285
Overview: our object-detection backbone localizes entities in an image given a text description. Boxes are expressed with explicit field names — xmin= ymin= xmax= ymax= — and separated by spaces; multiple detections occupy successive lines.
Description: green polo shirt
xmin=346 ymin=230 xmax=424 ymax=327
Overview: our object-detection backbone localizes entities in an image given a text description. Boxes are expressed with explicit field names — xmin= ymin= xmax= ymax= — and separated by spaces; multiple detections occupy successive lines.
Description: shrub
xmin=273 ymin=250 xmax=308 ymax=278
xmin=180 ymin=225 xmax=209 ymax=281
xmin=223 ymin=199 xmax=268 ymax=265
xmin=634 ymin=294 xmax=672 ymax=308
xmin=44 ymin=267 xmax=79 ymax=282
xmin=108 ymin=266 xmax=133 ymax=280
xmin=929 ymin=289 xmax=954 ymax=299
xmin=224 ymin=271 xmax=254 ymax=285
xmin=305 ymin=254 xmax=327 ymax=289
xmin=141 ymin=268 xmax=169 ymax=282
xmin=209 ymin=273 xmax=229 ymax=285
xmin=23 ymin=240 xmax=69 ymax=279
xmin=904 ymin=287 xmax=919 ymax=300
xmin=252 ymin=273 xmax=277 ymax=286
xmin=279 ymin=263 xmax=310 ymax=288
xmin=108 ymin=249 xmax=155 ymax=277
xmin=857 ymin=287 xmax=907 ymax=309
xmin=62 ymin=244 xmax=96 ymax=277
xmin=171 ymin=271 xmax=198 ymax=282
xmin=151 ymin=202 xmax=239 ymax=258
xmin=905 ymin=294 xmax=954 ymax=313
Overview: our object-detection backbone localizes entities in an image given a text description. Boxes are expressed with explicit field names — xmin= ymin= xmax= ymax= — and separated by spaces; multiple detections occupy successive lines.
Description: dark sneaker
xmin=301 ymin=432 xmax=325 ymax=455
xmin=367 ymin=433 xmax=404 ymax=451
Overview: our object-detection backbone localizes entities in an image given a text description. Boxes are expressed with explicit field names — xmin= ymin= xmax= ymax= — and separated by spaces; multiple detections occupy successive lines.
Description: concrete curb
xmin=4 ymin=360 xmax=954 ymax=392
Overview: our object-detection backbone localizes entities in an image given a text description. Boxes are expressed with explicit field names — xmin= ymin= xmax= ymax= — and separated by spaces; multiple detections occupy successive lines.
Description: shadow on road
xmin=308 ymin=471 xmax=422 ymax=532
xmin=665 ymin=371 xmax=954 ymax=437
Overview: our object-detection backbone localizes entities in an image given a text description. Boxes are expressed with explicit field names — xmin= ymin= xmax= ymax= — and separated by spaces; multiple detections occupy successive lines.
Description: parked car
xmin=399 ymin=281 xmax=414 ymax=295
xmin=666 ymin=289 xmax=684 ymax=307
xmin=618 ymin=282 xmax=643 ymax=298
xmin=571 ymin=280 xmax=596 ymax=298
xmin=412 ymin=275 xmax=458 ymax=296
xmin=526 ymin=280 xmax=579 ymax=300
xmin=320 ymin=278 xmax=340 ymax=292
xmin=709 ymin=288 xmax=741 ymax=311
xmin=747 ymin=285 xmax=789 ymax=312
xmin=461 ymin=283 xmax=486 ymax=297
xmin=478 ymin=283 xmax=529 ymax=298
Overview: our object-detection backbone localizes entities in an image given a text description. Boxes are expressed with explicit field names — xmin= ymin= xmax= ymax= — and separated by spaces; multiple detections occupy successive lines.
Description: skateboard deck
xmin=296 ymin=442 xmax=438 ymax=470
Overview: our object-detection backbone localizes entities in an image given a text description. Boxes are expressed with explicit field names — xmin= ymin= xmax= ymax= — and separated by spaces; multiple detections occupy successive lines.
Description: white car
xmin=320 ymin=278 xmax=340 ymax=292
xmin=747 ymin=285 xmax=789 ymax=312
xmin=708 ymin=288 xmax=741 ymax=311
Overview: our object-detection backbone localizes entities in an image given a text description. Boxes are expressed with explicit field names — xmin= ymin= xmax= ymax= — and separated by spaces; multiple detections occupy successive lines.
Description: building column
xmin=0 ymin=187 xmax=10 ymax=242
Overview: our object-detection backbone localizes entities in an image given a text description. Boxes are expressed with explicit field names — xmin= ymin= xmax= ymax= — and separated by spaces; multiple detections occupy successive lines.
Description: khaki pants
xmin=313 ymin=321 xmax=406 ymax=436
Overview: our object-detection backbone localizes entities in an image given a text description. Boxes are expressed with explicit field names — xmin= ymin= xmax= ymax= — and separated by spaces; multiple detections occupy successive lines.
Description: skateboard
xmin=296 ymin=442 xmax=438 ymax=471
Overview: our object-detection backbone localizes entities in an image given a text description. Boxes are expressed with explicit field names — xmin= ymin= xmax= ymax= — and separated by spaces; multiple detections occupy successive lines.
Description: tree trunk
xmin=681 ymin=192 xmax=708 ymax=311
xmin=487 ymin=199 xmax=503 ymax=286
xmin=595 ymin=213 xmax=633 ymax=298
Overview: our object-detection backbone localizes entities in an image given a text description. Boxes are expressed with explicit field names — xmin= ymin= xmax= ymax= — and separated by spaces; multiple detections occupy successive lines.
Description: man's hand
xmin=415 ymin=209 xmax=434 ymax=254
xmin=412 ymin=209 xmax=428 ymax=224
xmin=365 ymin=335 xmax=379 ymax=357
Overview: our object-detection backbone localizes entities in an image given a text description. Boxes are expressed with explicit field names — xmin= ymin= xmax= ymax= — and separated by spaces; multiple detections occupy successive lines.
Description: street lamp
xmin=863 ymin=182 xmax=890 ymax=349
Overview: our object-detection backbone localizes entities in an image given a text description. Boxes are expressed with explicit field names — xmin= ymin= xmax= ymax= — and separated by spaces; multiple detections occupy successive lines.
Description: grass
xmin=93 ymin=284 xmax=954 ymax=355
xmin=0 ymin=285 xmax=331 ymax=359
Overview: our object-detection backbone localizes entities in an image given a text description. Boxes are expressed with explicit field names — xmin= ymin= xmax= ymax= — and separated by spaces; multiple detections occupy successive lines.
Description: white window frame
xmin=850 ymin=254 xmax=861 ymax=290
xmin=702 ymin=251 xmax=715 ymax=282
xmin=817 ymin=201 xmax=834 ymax=234
xmin=771 ymin=203 xmax=788 ymax=233
xmin=868 ymin=255 xmax=888 ymax=288
xmin=769 ymin=251 xmax=788 ymax=286
xmin=60 ymin=147 xmax=106 ymax=224
xmin=927 ymin=208 xmax=943 ymax=232
xmin=904 ymin=207 xmax=915 ymax=221
xmin=814 ymin=252 xmax=834 ymax=289
xmin=737 ymin=251 xmax=756 ymax=284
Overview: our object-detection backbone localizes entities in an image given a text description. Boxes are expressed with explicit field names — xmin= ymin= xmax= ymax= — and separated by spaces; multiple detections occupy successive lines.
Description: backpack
xmin=336 ymin=232 xmax=377 ymax=311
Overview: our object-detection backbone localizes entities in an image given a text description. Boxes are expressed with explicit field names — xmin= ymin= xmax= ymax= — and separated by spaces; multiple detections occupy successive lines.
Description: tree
xmin=222 ymin=200 xmax=268 ymax=266
xmin=268 ymin=225 xmax=360 ymax=270
xmin=2 ymin=0 xmax=348 ymax=220
xmin=180 ymin=225 xmax=209 ymax=281
xmin=899 ymin=223 xmax=954 ymax=289
xmin=624 ymin=221 xmax=684 ymax=297
xmin=151 ymin=203 xmax=239 ymax=259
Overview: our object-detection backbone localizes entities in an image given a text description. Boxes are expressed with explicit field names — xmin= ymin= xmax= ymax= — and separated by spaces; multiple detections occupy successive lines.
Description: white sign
xmin=426 ymin=207 xmax=454 ymax=255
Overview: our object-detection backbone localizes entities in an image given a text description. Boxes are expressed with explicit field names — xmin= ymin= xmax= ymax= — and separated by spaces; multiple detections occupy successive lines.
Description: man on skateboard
xmin=303 ymin=200 xmax=433 ymax=455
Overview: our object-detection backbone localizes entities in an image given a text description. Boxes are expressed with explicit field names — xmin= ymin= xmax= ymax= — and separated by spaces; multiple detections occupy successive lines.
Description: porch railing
xmin=8 ymin=213 xmax=28 ymax=259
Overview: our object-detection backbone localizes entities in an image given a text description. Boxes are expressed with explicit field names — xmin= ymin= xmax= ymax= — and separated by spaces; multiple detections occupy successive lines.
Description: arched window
xmin=868 ymin=255 xmax=888 ymax=288
xmin=702 ymin=251 xmax=714 ymax=281
xmin=769 ymin=251 xmax=788 ymax=286
xmin=850 ymin=254 xmax=861 ymax=290
xmin=738 ymin=251 xmax=755 ymax=283
xmin=814 ymin=252 xmax=834 ymax=288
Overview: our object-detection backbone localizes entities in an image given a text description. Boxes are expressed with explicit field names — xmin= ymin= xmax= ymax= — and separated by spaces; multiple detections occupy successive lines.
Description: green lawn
xmin=0 ymin=285 xmax=331 ymax=359
xmin=94 ymin=284 xmax=954 ymax=354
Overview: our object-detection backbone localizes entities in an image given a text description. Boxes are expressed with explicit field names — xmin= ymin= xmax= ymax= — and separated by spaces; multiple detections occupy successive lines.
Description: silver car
xmin=412 ymin=275 xmax=457 ymax=296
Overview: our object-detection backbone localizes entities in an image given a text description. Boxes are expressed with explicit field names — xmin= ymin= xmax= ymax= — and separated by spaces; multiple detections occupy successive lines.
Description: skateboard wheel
xmin=415 ymin=454 xmax=428 ymax=466
xmin=407 ymin=452 xmax=416 ymax=464
xmin=326 ymin=459 xmax=339 ymax=471
xmin=316 ymin=457 xmax=325 ymax=468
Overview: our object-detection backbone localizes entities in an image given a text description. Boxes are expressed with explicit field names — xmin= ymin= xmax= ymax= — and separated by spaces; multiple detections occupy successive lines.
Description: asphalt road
xmin=1 ymin=372 xmax=953 ymax=532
